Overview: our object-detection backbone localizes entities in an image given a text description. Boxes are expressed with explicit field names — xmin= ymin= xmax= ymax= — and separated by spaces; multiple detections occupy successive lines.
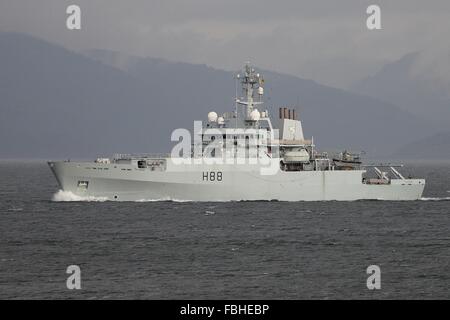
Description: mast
xmin=236 ymin=63 xmax=264 ymax=120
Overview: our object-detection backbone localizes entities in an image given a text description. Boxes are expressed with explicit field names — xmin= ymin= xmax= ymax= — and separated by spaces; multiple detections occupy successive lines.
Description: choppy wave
xmin=7 ymin=207 xmax=23 ymax=212
xmin=52 ymin=190 xmax=108 ymax=202
xmin=420 ymin=197 xmax=450 ymax=201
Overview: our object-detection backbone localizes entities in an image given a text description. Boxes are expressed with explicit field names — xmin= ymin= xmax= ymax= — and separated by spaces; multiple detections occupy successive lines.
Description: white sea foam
xmin=135 ymin=197 xmax=171 ymax=202
xmin=52 ymin=190 xmax=108 ymax=202
xmin=420 ymin=197 xmax=450 ymax=201
xmin=135 ymin=197 xmax=193 ymax=202
xmin=52 ymin=191 xmax=195 ymax=202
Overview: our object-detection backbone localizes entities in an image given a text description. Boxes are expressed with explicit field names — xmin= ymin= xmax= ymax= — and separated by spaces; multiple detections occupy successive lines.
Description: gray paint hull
xmin=48 ymin=160 xmax=425 ymax=201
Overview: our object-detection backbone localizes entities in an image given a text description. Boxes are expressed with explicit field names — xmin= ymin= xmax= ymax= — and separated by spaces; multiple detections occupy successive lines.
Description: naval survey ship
xmin=49 ymin=64 xmax=425 ymax=201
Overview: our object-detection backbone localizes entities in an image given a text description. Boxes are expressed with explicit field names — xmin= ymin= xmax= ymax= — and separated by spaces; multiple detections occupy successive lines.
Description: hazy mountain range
xmin=353 ymin=51 xmax=450 ymax=128
xmin=352 ymin=51 xmax=450 ymax=160
xmin=0 ymin=32 xmax=447 ymax=159
xmin=392 ymin=131 xmax=450 ymax=159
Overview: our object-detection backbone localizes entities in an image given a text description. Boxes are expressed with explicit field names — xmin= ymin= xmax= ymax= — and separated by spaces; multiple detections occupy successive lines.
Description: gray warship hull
xmin=48 ymin=159 xmax=425 ymax=201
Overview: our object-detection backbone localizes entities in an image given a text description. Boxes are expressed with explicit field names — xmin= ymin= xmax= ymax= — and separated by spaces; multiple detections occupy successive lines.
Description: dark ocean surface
xmin=0 ymin=161 xmax=449 ymax=299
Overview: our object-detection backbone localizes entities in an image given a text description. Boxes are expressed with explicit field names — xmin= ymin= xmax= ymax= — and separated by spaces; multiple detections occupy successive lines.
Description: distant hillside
xmin=353 ymin=51 xmax=450 ymax=129
xmin=392 ymin=131 xmax=450 ymax=160
xmin=0 ymin=33 xmax=436 ymax=158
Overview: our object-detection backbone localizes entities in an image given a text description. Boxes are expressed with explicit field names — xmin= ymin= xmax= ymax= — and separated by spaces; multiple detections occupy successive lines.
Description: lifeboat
xmin=284 ymin=148 xmax=310 ymax=163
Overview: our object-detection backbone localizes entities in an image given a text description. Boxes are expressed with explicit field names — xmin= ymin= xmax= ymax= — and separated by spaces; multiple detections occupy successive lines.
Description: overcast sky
xmin=1 ymin=0 xmax=449 ymax=88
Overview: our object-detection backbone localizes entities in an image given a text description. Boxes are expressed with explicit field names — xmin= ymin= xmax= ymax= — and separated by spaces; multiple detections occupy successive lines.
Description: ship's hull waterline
xmin=48 ymin=161 xmax=425 ymax=202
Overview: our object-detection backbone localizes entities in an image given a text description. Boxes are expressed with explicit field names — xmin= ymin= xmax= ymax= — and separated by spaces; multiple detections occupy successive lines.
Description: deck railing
xmin=113 ymin=153 xmax=170 ymax=160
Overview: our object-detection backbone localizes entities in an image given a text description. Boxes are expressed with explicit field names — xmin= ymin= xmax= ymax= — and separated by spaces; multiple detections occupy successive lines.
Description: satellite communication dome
xmin=207 ymin=111 xmax=218 ymax=122
xmin=258 ymin=87 xmax=264 ymax=95
xmin=250 ymin=109 xmax=261 ymax=121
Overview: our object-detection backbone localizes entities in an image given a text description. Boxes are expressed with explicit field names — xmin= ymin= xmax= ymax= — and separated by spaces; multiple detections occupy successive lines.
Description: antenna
xmin=236 ymin=63 xmax=264 ymax=120
xmin=235 ymin=72 xmax=240 ymax=128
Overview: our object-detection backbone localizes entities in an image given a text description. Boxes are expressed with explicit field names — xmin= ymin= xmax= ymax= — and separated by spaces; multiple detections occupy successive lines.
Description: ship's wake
xmin=51 ymin=190 xmax=192 ymax=202
xmin=136 ymin=198 xmax=193 ymax=202
xmin=420 ymin=197 xmax=450 ymax=201
xmin=52 ymin=190 xmax=108 ymax=202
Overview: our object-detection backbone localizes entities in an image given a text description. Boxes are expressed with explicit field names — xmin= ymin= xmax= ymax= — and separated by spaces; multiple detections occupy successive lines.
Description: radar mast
xmin=236 ymin=64 xmax=264 ymax=120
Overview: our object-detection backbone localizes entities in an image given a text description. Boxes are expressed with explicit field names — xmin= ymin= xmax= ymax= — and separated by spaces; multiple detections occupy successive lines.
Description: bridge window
xmin=137 ymin=160 xmax=147 ymax=168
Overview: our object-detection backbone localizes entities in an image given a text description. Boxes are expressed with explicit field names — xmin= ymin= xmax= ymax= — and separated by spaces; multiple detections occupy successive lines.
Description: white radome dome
xmin=258 ymin=87 xmax=264 ymax=95
xmin=250 ymin=109 xmax=261 ymax=121
xmin=207 ymin=111 xmax=218 ymax=122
